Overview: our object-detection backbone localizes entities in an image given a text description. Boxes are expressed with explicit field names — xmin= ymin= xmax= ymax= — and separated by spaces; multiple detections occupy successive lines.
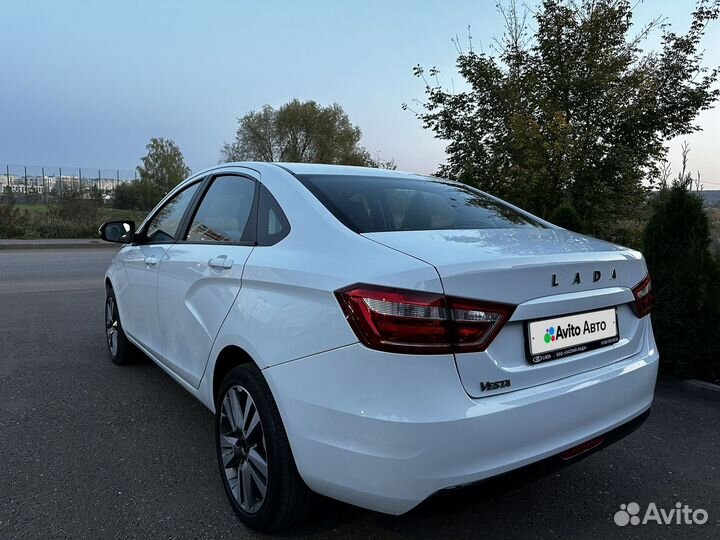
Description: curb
xmin=680 ymin=379 xmax=720 ymax=403
xmin=0 ymin=240 xmax=117 ymax=250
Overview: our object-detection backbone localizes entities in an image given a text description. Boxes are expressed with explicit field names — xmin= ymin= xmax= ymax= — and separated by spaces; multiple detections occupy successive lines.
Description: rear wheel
xmin=104 ymin=287 xmax=136 ymax=365
xmin=216 ymin=364 xmax=312 ymax=531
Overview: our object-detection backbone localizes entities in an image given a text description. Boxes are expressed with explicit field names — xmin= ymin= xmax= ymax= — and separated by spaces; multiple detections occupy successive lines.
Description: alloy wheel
xmin=219 ymin=385 xmax=269 ymax=514
xmin=105 ymin=295 xmax=119 ymax=356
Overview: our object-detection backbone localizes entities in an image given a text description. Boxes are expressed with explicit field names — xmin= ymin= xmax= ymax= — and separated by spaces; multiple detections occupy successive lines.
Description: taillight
xmin=631 ymin=274 xmax=652 ymax=318
xmin=335 ymin=284 xmax=515 ymax=354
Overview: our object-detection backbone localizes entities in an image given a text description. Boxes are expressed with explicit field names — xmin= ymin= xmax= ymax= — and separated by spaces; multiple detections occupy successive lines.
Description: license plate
xmin=527 ymin=307 xmax=619 ymax=364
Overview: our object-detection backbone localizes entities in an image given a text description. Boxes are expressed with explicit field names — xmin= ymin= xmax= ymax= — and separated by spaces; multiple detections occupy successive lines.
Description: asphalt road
xmin=1 ymin=248 xmax=718 ymax=540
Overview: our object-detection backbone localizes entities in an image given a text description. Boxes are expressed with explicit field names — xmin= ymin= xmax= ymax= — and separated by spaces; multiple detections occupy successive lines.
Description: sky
xmin=1 ymin=0 xmax=719 ymax=184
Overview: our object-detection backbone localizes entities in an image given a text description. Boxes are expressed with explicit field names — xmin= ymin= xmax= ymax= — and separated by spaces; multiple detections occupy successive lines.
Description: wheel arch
xmin=212 ymin=345 xmax=257 ymax=405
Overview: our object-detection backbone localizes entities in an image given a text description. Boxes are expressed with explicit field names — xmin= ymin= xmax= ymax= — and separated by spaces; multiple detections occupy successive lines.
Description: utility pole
xmin=24 ymin=166 xmax=28 ymax=199
xmin=42 ymin=167 xmax=46 ymax=203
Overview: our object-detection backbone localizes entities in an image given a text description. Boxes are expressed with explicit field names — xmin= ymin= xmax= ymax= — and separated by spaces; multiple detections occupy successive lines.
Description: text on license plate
xmin=527 ymin=307 xmax=619 ymax=364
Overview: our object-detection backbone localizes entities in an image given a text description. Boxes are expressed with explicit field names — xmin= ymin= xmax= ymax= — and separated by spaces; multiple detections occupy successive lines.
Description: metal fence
xmin=1 ymin=164 xmax=137 ymax=204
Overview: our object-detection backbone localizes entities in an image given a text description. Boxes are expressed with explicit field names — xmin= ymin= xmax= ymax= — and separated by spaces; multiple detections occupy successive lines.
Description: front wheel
xmin=216 ymin=364 xmax=312 ymax=531
xmin=104 ymin=287 xmax=136 ymax=365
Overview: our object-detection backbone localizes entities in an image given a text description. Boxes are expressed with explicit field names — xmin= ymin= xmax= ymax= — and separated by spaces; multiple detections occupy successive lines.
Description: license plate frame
xmin=526 ymin=307 xmax=619 ymax=364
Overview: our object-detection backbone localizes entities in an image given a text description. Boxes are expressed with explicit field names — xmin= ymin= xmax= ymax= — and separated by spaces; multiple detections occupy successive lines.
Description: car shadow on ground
xmin=278 ymin=458 xmax=571 ymax=538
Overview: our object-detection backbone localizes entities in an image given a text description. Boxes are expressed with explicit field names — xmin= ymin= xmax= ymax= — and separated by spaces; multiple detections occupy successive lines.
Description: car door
xmin=156 ymin=174 xmax=258 ymax=388
xmin=118 ymin=181 xmax=201 ymax=358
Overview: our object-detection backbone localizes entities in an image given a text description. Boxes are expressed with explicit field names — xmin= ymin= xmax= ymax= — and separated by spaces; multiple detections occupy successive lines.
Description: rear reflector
xmin=631 ymin=274 xmax=652 ymax=318
xmin=559 ymin=435 xmax=606 ymax=460
xmin=335 ymin=284 xmax=515 ymax=354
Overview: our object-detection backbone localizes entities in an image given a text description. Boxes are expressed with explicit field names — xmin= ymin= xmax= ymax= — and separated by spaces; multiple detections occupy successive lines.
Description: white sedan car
xmin=100 ymin=163 xmax=658 ymax=530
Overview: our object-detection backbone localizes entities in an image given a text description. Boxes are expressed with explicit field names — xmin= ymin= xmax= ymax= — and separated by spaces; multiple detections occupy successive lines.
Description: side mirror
xmin=99 ymin=220 xmax=135 ymax=244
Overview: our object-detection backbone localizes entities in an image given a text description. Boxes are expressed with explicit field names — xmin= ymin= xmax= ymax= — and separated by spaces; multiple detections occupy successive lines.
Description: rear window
xmin=296 ymin=174 xmax=543 ymax=233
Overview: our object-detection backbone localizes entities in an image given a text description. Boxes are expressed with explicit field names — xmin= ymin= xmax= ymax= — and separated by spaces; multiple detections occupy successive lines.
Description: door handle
xmin=144 ymin=256 xmax=158 ymax=266
xmin=208 ymin=256 xmax=234 ymax=270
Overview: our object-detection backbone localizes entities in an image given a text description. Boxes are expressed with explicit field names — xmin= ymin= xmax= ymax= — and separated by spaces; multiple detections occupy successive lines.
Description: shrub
xmin=1 ymin=185 xmax=14 ymax=203
xmin=49 ymin=197 xmax=100 ymax=226
xmin=643 ymin=185 xmax=720 ymax=381
xmin=596 ymin=219 xmax=646 ymax=250
xmin=112 ymin=180 xmax=163 ymax=211
xmin=24 ymin=218 xmax=97 ymax=239
xmin=1 ymin=187 xmax=107 ymax=239
xmin=0 ymin=200 xmax=30 ymax=238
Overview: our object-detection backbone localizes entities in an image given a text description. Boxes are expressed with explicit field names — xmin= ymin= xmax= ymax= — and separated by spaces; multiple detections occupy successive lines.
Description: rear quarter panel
xmin=197 ymin=164 xmax=444 ymax=411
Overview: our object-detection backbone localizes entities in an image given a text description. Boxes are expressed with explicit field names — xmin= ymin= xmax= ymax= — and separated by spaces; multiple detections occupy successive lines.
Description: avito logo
xmin=544 ymin=320 xmax=608 ymax=344
xmin=543 ymin=326 xmax=556 ymax=344
xmin=544 ymin=323 xmax=582 ymax=343
xmin=614 ymin=501 xmax=708 ymax=526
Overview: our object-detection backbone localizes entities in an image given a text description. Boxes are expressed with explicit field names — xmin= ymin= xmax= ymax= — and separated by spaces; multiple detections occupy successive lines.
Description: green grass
xmin=19 ymin=204 xmax=50 ymax=214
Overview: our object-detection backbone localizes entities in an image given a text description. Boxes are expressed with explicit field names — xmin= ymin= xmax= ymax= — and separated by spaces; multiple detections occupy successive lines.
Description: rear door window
xmin=185 ymin=175 xmax=256 ymax=243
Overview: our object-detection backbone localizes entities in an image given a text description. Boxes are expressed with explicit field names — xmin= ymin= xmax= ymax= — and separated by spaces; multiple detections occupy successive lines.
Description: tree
xmin=409 ymin=0 xmax=719 ymax=238
xmin=111 ymin=181 xmax=151 ymax=210
xmin=643 ymin=152 xmax=720 ymax=380
xmin=549 ymin=201 xmax=583 ymax=232
xmin=114 ymin=138 xmax=191 ymax=210
xmin=137 ymin=137 xmax=191 ymax=196
xmin=221 ymin=99 xmax=383 ymax=166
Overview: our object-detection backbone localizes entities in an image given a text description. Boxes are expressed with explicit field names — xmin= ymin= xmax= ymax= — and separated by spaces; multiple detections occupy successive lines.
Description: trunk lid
xmin=364 ymin=228 xmax=648 ymax=398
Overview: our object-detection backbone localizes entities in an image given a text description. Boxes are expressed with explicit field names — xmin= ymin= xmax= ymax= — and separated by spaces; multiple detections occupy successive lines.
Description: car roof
xmin=273 ymin=162 xmax=423 ymax=178
xmin=174 ymin=162 xmax=444 ymax=197
xmin=212 ymin=161 xmax=428 ymax=180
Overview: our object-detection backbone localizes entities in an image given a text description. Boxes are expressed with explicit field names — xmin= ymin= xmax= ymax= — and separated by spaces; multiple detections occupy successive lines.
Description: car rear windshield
xmin=296 ymin=174 xmax=543 ymax=233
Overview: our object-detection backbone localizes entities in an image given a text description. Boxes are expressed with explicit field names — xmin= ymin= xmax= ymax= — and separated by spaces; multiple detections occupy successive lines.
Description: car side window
xmin=144 ymin=182 xmax=200 ymax=243
xmin=185 ymin=175 xmax=257 ymax=243
xmin=257 ymin=185 xmax=290 ymax=246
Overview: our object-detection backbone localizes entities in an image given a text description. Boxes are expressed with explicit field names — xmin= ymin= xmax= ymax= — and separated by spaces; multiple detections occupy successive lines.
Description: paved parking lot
xmin=1 ymin=248 xmax=718 ymax=539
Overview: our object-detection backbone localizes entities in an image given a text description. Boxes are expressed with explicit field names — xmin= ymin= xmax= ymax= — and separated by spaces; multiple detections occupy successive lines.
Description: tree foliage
xmin=643 ymin=173 xmax=720 ymax=380
xmin=112 ymin=180 xmax=164 ymax=211
xmin=549 ymin=201 xmax=583 ymax=232
xmin=114 ymin=137 xmax=191 ymax=210
xmin=410 ymin=0 xmax=719 ymax=237
xmin=137 ymin=137 xmax=191 ymax=195
xmin=221 ymin=99 xmax=391 ymax=167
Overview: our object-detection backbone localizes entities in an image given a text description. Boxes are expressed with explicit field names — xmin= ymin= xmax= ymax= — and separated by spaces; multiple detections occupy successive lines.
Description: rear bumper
xmin=264 ymin=324 xmax=658 ymax=515
xmin=427 ymin=406 xmax=651 ymax=505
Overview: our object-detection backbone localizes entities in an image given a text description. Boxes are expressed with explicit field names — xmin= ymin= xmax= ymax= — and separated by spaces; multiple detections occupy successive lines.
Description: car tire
xmin=104 ymin=286 xmax=137 ymax=365
xmin=215 ymin=364 xmax=312 ymax=531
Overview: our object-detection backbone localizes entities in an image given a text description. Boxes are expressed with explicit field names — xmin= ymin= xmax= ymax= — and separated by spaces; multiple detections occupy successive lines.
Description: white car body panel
xmin=156 ymin=243 xmax=253 ymax=388
xmin=365 ymin=228 xmax=649 ymax=397
xmin=264 ymin=323 xmax=656 ymax=514
xmin=105 ymin=162 xmax=659 ymax=516
xmin=111 ymin=243 xmax=169 ymax=359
